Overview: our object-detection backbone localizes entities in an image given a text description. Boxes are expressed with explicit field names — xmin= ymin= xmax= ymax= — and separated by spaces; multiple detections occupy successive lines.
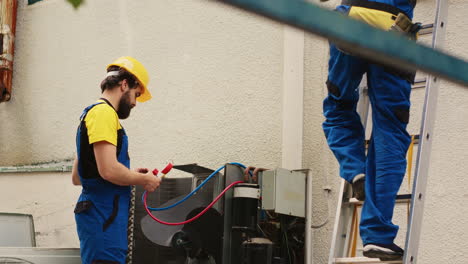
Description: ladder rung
xmin=333 ymin=257 xmax=402 ymax=263
xmin=418 ymin=23 xmax=434 ymax=36
xmin=348 ymin=194 xmax=412 ymax=205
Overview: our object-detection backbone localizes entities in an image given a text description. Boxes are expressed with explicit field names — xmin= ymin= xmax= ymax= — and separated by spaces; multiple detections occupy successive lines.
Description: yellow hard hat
xmin=107 ymin=56 xmax=152 ymax=102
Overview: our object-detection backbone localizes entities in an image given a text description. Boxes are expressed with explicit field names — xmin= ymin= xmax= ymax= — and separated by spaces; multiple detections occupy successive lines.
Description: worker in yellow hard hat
xmin=322 ymin=0 xmax=419 ymax=261
xmin=71 ymin=56 xmax=161 ymax=264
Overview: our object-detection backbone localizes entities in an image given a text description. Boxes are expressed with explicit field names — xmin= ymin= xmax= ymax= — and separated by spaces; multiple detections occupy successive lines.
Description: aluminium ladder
xmin=329 ymin=0 xmax=448 ymax=263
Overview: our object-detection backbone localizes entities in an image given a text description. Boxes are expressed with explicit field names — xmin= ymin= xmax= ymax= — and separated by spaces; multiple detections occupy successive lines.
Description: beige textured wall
xmin=0 ymin=0 xmax=466 ymax=263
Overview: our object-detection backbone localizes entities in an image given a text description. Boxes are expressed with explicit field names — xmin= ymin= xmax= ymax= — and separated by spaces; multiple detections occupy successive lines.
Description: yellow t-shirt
xmin=84 ymin=99 xmax=122 ymax=146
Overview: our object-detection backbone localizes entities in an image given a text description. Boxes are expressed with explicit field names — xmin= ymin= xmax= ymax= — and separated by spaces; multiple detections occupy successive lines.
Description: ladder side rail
xmin=403 ymin=0 xmax=448 ymax=263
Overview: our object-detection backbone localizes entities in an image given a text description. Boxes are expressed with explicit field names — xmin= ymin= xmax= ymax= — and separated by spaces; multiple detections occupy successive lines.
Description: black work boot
xmin=363 ymin=243 xmax=404 ymax=261
xmin=352 ymin=174 xmax=365 ymax=201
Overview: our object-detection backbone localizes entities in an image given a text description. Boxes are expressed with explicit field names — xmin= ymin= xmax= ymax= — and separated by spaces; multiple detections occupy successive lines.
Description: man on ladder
xmin=322 ymin=0 xmax=419 ymax=261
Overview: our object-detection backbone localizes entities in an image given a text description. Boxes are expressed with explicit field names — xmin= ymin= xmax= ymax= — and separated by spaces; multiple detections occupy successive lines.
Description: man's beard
xmin=117 ymin=91 xmax=132 ymax=119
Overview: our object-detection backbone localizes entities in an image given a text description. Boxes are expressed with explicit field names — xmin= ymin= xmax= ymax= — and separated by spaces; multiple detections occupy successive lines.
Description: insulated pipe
xmin=0 ymin=0 xmax=18 ymax=102
xmin=232 ymin=183 xmax=260 ymax=231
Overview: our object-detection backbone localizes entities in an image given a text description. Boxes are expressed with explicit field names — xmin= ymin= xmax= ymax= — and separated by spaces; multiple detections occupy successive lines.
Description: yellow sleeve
xmin=84 ymin=104 xmax=120 ymax=146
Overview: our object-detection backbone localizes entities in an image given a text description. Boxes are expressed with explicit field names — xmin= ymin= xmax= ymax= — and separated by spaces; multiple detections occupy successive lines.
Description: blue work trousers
xmin=323 ymin=43 xmax=411 ymax=244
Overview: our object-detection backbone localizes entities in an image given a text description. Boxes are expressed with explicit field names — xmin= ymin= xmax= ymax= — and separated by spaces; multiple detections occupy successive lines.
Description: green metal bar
xmin=218 ymin=0 xmax=468 ymax=87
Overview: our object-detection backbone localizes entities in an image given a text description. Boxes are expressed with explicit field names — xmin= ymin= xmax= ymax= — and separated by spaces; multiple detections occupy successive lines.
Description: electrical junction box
xmin=260 ymin=168 xmax=307 ymax=217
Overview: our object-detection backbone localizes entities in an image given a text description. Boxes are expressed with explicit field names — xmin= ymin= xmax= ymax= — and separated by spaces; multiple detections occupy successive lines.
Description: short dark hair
xmin=100 ymin=66 xmax=139 ymax=93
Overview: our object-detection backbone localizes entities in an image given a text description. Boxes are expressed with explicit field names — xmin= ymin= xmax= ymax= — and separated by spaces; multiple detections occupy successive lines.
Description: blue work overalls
xmin=74 ymin=101 xmax=131 ymax=264
xmin=322 ymin=0 xmax=415 ymax=245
